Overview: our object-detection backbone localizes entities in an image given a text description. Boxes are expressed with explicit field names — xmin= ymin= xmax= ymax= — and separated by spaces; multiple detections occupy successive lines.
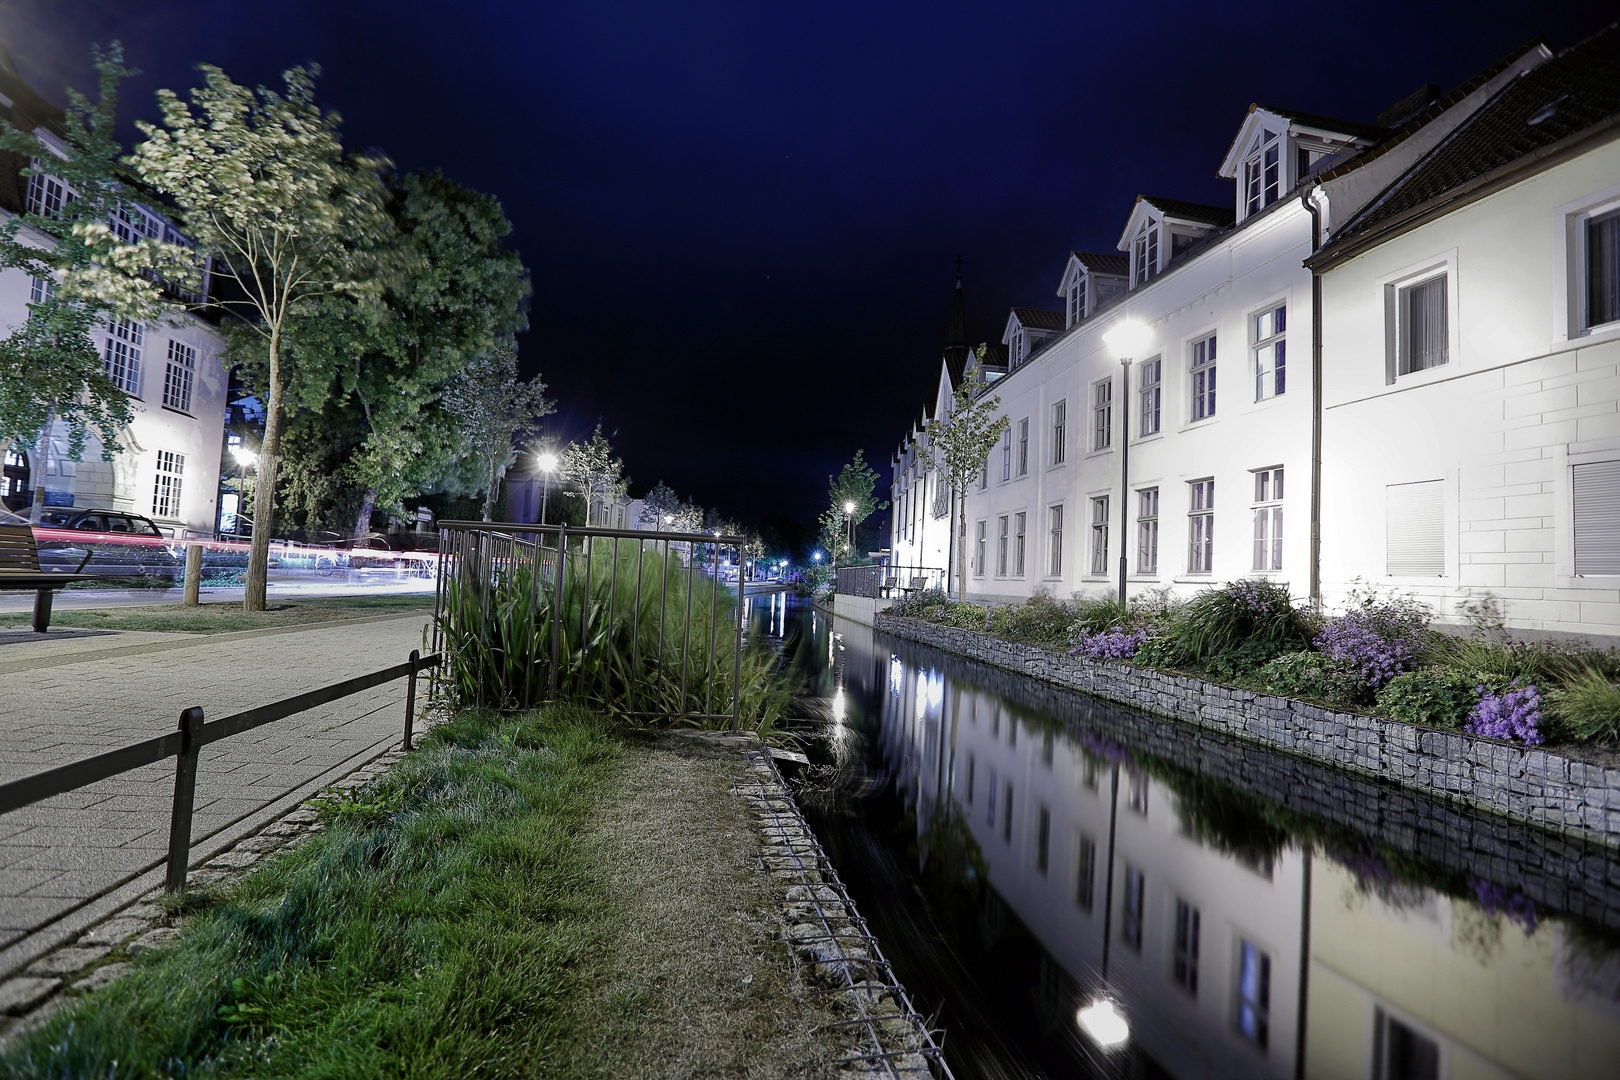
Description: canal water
xmin=745 ymin=593 xmax=1620 ymax=1080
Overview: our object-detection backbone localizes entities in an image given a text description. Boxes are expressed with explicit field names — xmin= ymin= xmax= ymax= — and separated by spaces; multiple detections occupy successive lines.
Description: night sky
xmin=2 ymin=0 xmax=1611 ymax=528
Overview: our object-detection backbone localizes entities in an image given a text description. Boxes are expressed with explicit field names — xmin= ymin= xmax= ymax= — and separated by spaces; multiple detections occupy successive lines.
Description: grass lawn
xmin=0 ymin=707 xmax=838 ymax=1078
xmin=0 ymin=594 xmax=432 ymax=635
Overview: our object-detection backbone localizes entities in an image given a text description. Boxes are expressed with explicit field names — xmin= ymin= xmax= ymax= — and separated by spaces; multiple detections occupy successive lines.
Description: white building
xmin=0 ymin=50 xmax=226 ymax=538
xmin=893 ymin=36 xmax=1554 ymax=622
xmin=1311 ymin=26 xmax=1620 ymax=641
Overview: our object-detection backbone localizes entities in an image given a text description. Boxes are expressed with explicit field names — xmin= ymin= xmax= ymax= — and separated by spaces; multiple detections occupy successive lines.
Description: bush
xmin=1543 ymin=668 xmax=1620 ymax=744
xmin=1376 ymin=668 xmax=1484 ymax=729
xmin=1467 ymin=682 xmax=1544 ymax=745
xmin=985 ymin=588 xmax=1074 ymax=644
xmin=1068 ymin=595 xmax=1135 ymax=637
xmin=1256 ymin=651 xmax=1368 ymax=707
xmin=1315 ymin=589 xmax=1430 ymax=690
xmin=1070 ymin=628 xmax=1147 ymax=659
xmin=1147 ymin=578 xmax=1312 ymax=676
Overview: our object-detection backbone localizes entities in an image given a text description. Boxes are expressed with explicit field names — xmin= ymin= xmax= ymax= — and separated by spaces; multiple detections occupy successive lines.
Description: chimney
xmin=1376 ymin=83 xmax=1442 ymax=130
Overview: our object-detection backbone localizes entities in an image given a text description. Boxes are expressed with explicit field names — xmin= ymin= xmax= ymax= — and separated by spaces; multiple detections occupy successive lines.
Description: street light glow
xmin=231 ymin=446 xmax=258 ymax=467
xmin=1102 ymin=318 xmax=1153 ymax=359
xmin=843 ymin=500 xmax=855 ymax=515
xmin=1076 ymin=998 xmax=1129 ymax=1049
xmin=535 ymin=449 xmax=560 ymax=473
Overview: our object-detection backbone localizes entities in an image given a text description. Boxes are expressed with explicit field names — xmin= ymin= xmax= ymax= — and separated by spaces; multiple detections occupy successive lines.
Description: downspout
xmin=1300 ymin=186 xmax=1324 ymax=612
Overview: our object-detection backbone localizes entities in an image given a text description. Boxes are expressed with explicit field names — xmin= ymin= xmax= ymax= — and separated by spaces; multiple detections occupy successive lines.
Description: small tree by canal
xmin=926 ymin=352 xmax=1009 ymax=599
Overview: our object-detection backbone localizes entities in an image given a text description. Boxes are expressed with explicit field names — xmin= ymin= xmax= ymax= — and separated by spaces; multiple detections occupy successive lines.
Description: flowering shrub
xmin=1315 ymin=614 xmax=1425 ymax=689
xmin=1147 ymin=578 xmax=1312 ymax=677
xmin=1256 ymin=651 xmax=1368 ymax=707
xmin=1466 ymin=681 xmax=1544 ymax=744
xmin=1070 ymin=628 xmax=1148 ymax=659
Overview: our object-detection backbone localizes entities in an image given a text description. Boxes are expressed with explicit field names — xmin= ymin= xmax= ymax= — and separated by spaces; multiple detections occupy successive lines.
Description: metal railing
xmin=0 ymin=650 xmax=439 ymax=893
xmin=834 ymin=564 xmax=946 ymax=599
xmin=432 ymin=521 xmax=748 ymax=723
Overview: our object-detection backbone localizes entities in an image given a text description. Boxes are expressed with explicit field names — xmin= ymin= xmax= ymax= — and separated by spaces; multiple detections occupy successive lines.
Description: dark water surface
xmin=745 ymin=593 xmax=1620 ymax=1080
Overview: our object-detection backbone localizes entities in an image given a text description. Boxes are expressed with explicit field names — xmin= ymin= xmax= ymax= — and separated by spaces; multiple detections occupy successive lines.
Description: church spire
xmin=947 ymin=254 xmax=967 ymax=351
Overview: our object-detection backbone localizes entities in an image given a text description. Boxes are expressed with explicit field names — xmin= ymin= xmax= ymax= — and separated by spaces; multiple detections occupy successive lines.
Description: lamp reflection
xmin=1077 ymin=997 xmax=1129 ymax=1049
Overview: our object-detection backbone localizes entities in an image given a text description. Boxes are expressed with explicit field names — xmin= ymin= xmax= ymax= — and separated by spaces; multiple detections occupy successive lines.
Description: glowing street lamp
xmin=1101 ymin=318 xmax=1154 ymax=606
xmin=534 ymin=448 xmax=560 ymax=525
xmin=843 ymin=499 xmax=856 ymax=555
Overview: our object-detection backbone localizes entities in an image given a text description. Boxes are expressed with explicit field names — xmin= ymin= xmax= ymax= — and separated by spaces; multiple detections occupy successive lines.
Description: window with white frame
xmin=1584 ymin=206 xmax=1620 ymax=332
xmin=1017 ymin=418 xmax=1029 ymax=476
xmin=997 ymin=515 xmax=1010 ymax=576
xmin=975 ymin=520 xmax=986 ymax=576
xmin=152 ymin=450 xmax=184 ymax=518
xmin=163 ymin=340 xmax=196 ymax=413
xmin=1244 ymin=130 xmax=1282 ymax=218
xmin=1014 ymin=512 xmax=1026 ymax=576
xmin=1190 ymin=334 xmax=1216 ymax=420
xmin=1253 ymin=304 xmax=1286 ymax=399
xmin=1386 ymin=479 xmax=1444 ymax=576
xmin=1048 ymin=505 xmax=1064 ymax=576
xmin=1372 ymin=1007 xmax=1440 ymax=1080
xmin=1137 ymin=487 xmax=1159 ymax=573
xmin=1573 ymin=459 xmax=1620 ymax=574
xmin=979 ymin=457 xmax=988 ymax=490
xmin=1090 ymin=496 xmax=1109 ymax=575
xmin=1067 ymin=274 xmax=1086 ymax=326
xmin=1011 ymin=327 xmax=1025 ymax=366
xmin=1092 ymin=379 xmax=1112 ymax=451
xmin=1189 ymin=478 xmax=1214 ymax=573
xmin=104 ymin=317 xmax=144 ymax=395
xmin=1139 ymin=357 xmax=1161 ymax=435
xmin=1133 ymin=219 xmax=1159 ymax=286
xmin=1001 ymin=428 xmax=1012 ymax=481
xmin=1235 ymin=939 xmax=1271 ymax=1049
xmin=25 ymin=168 xmax=68 ymax=219
xmin=110 ymin=202 xmax=164 ymax=243
xmin=1252 ymin=466 xmax=1284 ymax=572
xmin=1122 ymin=865 xmax=1145 ymax=951
xmin=932 ymin=472 xmax=950 ymax=519
xmin=28 ymin=276 xmax=56 ymax=305
xmin=1173 ymin=899 xmax=1200 ymax=996
xmin=1395 ymin=273 xmax=1448 ymax=374
xmin=1051 ymin=400 xmax=1067 ymax=465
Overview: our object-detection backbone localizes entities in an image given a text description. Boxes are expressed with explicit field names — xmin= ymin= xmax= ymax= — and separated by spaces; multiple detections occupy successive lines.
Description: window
xmin=1092 ymin=379 xmax=1112 ymax=450
xmin=1001 ymin=429 xmax=1012 ymax=481
xmin=1001 ymin=780 xmax=1014 ymax=843
xmin=1137 ymin=488 xmax=1159 ymax=574
xmin=1173 ymin=899 xmax=1200 ymax=996
xmin=1068 ymin=274 xmax=1086 ymax=325
xmin=997 ymin=515 xmax=1009 ymax=576
xmin=1074 ymin=834 xmax=1096 ymax=911
xmin=965 ymin=756 xmax=975 ymax=804
xmin=1048 ymin=505 xmax=1063 ymax=576
xmin=1189 ymin=479 xmax=1215 ymax=573
xmin=1014 ymin=512 xmax=1026 ymax=576
xmin=1586 ymin=207 xmax=1620 ymax=330
xmin=152 ymin=450 xmax=184 ymax=518
xmin=1017 ymin=418 xmax=1029 ymax=476
xmin=1127 ymin=770 xmax=1148 ymax=816
xmin=1090 ymin=496 xmax=1109 ymax=575
xmin=28 ymin=276 xmax=56 ymax=305
xmin=1244 ymin=130 xmax=1282 ymax=217
xmin=979 ymin=456 xmax=988 ymax=490
xmin=25 ymin=169 xmax=67 ymax=219
xmin=1133 ymin=219 xmax=1159 ymax=285
xmin=104 ymin=317 xmax=144 ymax=395
xmin=1373 ymin=1007 xmax=1440 ymax=1080
xmin=1139 ymin=357 xmax=1161 ymax=435
xmin=110 ymin=202 xmax=163 ymax=243
xmin=1573 ymin=460 xmax=1620 ymax=574
xmin=987 ymin=769 xmax=997 ymax=824
xmin=1253 ymin=304 xmax=1286 ymax=399
xmin=1035 ymin=806 xmax=1050 ymax=874
xmin=973 ymin=520 xmax=986 ymax=576
xmin=1396 ymin=274 xmax=1448 ymax=374
xmin=1051 ymin=400 xmax=1067 ymax=465
xmin=1252 ymin=467 xmax=1284 ymax=572
xmin=1386 ymin=479 xmax=1443 ymax=576
xmin=1235 ymin=939 xmax=1271 ymax=1049
xmin=163 ymin=340 xmax=196 ymax=413
xmin=1011 ymin=328 xmax=1025 ymax=367
xmin=1190 ymin=334 xmax=1217 ymax=420
xmin=1122 ymin=865 xmax=1145 ymax=951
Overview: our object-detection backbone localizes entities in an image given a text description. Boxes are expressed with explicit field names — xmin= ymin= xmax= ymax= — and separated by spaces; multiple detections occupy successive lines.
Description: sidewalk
xmin=0 ymin=612 xmax=431 ymax=965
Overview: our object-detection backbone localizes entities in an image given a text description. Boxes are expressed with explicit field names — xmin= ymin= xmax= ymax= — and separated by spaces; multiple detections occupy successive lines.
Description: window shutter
xmin=1386 ymin=480 xmax=1444 ymax=576
xmin=1573 ymin=460 xmax=1620 ymax=575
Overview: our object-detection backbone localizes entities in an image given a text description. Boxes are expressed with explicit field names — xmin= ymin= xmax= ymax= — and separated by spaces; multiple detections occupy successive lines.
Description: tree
xmin=925 ymin=354 xmax=1010 ymax=598
xmin=442 ymin=341 xmax=553 ymax=521
xmin=638 ymin=480 xmax=699 ymax=530
xmin=825 ymin=448 xmax=888 ymax=563
xmin=121 ymin=64 xmax=396 ymax=610
xmin=560 ymin=423 xmax=629 ymax=526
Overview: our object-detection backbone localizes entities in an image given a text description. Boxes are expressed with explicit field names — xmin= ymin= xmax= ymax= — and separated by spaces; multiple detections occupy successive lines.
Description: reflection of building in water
xmin=846 ymin=626 xmax=1620 ymax=1080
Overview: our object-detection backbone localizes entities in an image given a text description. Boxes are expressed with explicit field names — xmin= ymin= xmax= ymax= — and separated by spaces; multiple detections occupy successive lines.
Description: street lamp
xmin=1102 ymin=318 xmax=1153 ymax=606
xmin=843 ymin=499 xmax=856 ymax=556
xmin=534 ymin=448 xmax=560 ymax=525
xmin=1077 ymin=760 xmax=1128 ymax=1053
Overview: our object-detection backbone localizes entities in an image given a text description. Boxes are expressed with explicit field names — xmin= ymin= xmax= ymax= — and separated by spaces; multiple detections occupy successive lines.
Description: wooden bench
xmin=880 ymin=574 xmax=898 ymax=598
xmin=897 ymin=575 xmax=928 ymax=598
xmin=0 ymin=524 xmax=96 ymax=632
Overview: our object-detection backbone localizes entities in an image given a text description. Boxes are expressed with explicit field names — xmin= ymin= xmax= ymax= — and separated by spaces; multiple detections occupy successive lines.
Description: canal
xmin=747 ymin=592 xmax=1620 ymax=1080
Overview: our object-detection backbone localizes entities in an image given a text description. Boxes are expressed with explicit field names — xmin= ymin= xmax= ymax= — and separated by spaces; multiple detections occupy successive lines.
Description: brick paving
xmin=0 ymin=612 xmax=431 ymax=955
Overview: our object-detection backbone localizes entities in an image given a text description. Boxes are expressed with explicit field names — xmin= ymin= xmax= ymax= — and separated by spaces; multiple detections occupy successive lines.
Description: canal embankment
xmin=873 ymin=611 xmax=1620 ymax=847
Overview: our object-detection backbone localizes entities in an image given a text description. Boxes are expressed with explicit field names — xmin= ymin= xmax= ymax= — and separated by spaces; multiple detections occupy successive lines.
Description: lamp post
xmin=229 ymin=445 xmax=257 ymax=537
xmin=1102 ymin=319 xmax=1153 ymax=607
xmin=1076 ymin=760 xmax=1129 ymax=1054
xmin=843 ymin=499 xmax=856 ymax=559
xmin=534 ymin=449 xmax=560 ymax=525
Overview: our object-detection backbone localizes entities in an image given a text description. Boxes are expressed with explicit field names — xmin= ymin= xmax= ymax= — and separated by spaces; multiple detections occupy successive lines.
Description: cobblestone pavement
xmin=0 ymin=612 xmax=432 ymax=958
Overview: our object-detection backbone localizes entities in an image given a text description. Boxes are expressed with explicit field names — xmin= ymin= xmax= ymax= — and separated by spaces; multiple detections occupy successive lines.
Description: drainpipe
xmin=1117 ymin=358 xmax=1133 ymax=606
xmin=1300 ymin=186 xmax=1324 ymax=613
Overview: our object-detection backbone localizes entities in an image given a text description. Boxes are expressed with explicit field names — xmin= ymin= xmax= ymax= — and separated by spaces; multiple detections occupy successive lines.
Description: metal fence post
xmin=165 ymin=706 xmax=205 ymax=893
xmin=402 ymin=648 xmax=420 ymax=751
xmin=549 ymin=525 xmax=567 ymax=701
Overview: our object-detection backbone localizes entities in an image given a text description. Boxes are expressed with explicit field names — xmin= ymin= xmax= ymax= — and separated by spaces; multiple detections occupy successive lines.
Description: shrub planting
xmin=1144 ymin=578 xmax=1312 ymax=677
xmin=1466 ymin=682 xmax=1544 ymax=745
xmin=1544 ymin=668 xmax=1620 ymax=744
xmin=1376 ymin=669 xmax=1485 ymax=729
xmin=1256 ymin=651 xmax=1369 ymax=708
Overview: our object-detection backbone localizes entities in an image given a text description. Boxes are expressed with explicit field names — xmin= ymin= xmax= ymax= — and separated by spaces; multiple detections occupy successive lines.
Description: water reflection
xmin=792 ymin=601 xmax=1620 ymax=1080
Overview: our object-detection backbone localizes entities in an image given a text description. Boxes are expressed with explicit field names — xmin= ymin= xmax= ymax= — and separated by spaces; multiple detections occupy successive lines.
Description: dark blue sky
xmin=5 ymin=0 xmax=1611 ymax=525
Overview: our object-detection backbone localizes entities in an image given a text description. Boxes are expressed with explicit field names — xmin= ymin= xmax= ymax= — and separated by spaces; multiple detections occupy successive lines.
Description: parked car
xmin=0 ymin=509 xmax=92 ymax=573
xmin=339 ymin=533 xmax=433 ymax=576
xmin=34 ymin=508 xmax=183 ymax=579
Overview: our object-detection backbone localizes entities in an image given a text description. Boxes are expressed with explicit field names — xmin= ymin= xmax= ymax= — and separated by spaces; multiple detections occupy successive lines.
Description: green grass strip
xmin=0 ymin=595 xmax=432 ymax=635
xmin=1 ymin=705 xmax=621 ymax=1079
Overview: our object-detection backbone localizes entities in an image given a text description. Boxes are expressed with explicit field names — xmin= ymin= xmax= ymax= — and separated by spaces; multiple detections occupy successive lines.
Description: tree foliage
xmin=559 ymin=423 xmax=629 ymax=526
xmin=442 ymin=341 xmax=553 ymax=522
xmin=925 ymin=356 xmax=1010 ymax=596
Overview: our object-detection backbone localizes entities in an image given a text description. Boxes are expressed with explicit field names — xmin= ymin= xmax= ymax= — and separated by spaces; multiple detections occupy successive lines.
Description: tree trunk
xmin=244 ymin=329 xmax=283 ymax=612
xmin=353 ymin=487 xmax=377 ymax=538
xmin=956 ymin=491 xmax=968 ymax=599
xmin=28 ymin=410 xmax=53 ymax=523
xmin=482 ymin=455 xmax=499 ymax=522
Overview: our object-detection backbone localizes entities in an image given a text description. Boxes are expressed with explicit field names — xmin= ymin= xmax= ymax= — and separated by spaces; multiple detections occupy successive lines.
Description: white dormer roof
xmin=1217 ymin=105 xmax=1383 ymax=179
xmin=1114 ymin=196 xmax=1233 ymax=253
xmin=1056 ymin=250 xmax=1131 ymax=297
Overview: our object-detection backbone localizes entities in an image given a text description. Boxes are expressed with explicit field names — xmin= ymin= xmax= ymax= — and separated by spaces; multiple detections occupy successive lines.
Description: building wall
xmin=1319 ymin=136 xmax=1620 ymax=639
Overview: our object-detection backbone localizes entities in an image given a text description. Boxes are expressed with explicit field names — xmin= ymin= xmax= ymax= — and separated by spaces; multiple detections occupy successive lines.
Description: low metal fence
xmin=432 ymin=521 xmax=748 ymax=723
xmin=0 ymin=650 xmax=439 ymax=893
xmin=834 ymin=564 xmax=945 ymax=599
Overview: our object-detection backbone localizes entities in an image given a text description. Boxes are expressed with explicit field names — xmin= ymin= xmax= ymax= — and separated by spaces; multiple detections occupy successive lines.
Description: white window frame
xmin=1251 ymin=303 xmax=1286 ymax=401
xmin=152 ymin=449 xmax=184 ymax=519
xmin=1554 ymin=182 xmax=1620 ymax=344
xmin=1379 ymin=249 xmax=1459 ymax=385
xmin=1385 ymin=478 xmax=1447 ymax=578
xmin=1251 ymin=466 xmax=1284 ymax=572
xmin=1133 ymin=219 xmax=1159 ymax=286
xmin=1014 ymin=511 xmax=1026 ymax=577
xmin=1234 ymin=937 xmax=1272 ymax=1050
xmin=104 ymin=317 xmax=144 ymax=396
xmin=1243 ymin=130 xmax=1282 ymax=219
xmin=1138 ymin=356 xmax=1162 ymax=435
xmin=1051 ymin=399 xmax=1067 ymax=466
xmin=1190 ymin=333 xmax=1217 ymax=421
xmin=996 ymin=515 xmax=1009 ymax=577
xmin=1137 ymin=487 xmax=1159 ymax=574
xmin=162 ymin=339 xmax=196 ymax=413
xmin=1017 ymin=418 xmax=1029 ymax=476
xmin=1188 ymin=478 xmax=1214 ymax=574
xmin=24 ymin=167 xmax=70 ymax=219
xmin=1092 ymin=379 xmax=1112 ymax=451
xmin=1068 ymin=274 xmax=1086 ymax=326
xmin=1089 ymin=496 xmax=1109 ymax=576
xmin=1048 ymin=504 xmax=1064 ymax=577
xmin=1001 ymin=428 xmax=1012 ymax=482
xmin=1555 ymin=438 xmax=1620 ymax=584
xmin=28 ymin=276 xmax=56 ymax=305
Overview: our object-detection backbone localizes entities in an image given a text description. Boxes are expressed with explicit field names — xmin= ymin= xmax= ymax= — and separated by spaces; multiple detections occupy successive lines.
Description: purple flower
xmin=1466 ymin=682 xmax=1543 ymax=745
xmin=1070 ymin=628 xmax=1147 ymax=659
xmin=1472 ymin=879 xmax=1538 ymax=932
xmin=1315 ymin=611 xmax=1424 ymax=689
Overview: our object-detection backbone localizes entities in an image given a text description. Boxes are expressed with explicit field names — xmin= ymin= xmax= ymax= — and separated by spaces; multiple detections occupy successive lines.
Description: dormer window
xmin=1244 ymin=131 xmax=1282 ymax=217
xmin=1068 ymin=275 xmax=1086 ymax=326
xmin=1133 ymin=220 xmax=1159 ymax=286
xmin=1012 ymin=327 xmax=1025 ymax=366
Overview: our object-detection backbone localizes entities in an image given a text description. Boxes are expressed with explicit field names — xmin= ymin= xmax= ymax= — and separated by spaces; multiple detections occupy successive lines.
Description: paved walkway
xmin=0 ymin=613 xmax=431 ymax=954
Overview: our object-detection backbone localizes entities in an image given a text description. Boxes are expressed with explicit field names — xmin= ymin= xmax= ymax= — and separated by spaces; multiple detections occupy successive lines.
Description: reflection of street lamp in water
xmin=1077 ymin=761 xmax=1129 ymax=1053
